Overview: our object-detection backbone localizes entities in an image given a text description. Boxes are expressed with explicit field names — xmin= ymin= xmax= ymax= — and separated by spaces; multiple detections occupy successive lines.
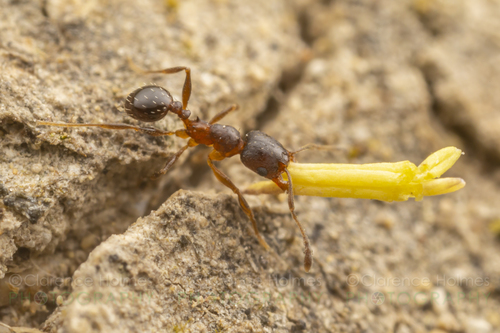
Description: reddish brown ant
xmin=38 ymin=67 xmax=314 ymax=271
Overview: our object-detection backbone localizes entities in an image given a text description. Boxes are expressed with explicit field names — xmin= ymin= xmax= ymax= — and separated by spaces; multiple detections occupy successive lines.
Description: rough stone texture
xmin=416 ymin=0 xmax=500 ymax=171
xmin=41 ymin=191 xmax=317 ymax=332
xmin=0 ymin=0 xmax=301 ymax=324
xmin=1 ymin=0 xmax=500 ymax=332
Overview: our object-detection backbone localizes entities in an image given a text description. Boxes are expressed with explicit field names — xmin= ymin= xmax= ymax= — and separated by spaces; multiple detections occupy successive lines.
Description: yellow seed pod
xmin=244 ymin=147 xmax=465 ymax=202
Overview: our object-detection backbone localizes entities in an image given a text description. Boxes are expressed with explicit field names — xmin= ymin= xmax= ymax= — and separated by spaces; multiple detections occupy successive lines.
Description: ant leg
xmin=37 ymin=121 xmax=189 ymax=138
xmin=209 ymin=104 xmax=239 ymax=124
xmin=273 ymin=169 xmax=313 ymax=272
xmin=207 ymin=150 xmax=271 ymax=251
xmin=151 ymin=139 xmax=197 ymax=179
xmin=290 ymin=143 xmax=347 ymax=162
xmin=144 ymin=67 xmax=191 ymax=110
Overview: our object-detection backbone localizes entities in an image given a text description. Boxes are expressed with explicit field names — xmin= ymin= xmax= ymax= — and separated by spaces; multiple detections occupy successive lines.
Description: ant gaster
xmin=38 ymin=67 xmax=313 ymax=271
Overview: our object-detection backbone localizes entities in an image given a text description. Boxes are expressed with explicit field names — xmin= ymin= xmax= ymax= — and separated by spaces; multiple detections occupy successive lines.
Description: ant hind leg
xmin=144 ymin=66 xmax=192 ymax=110
xmin=37 ymin=121 xmax=188 ymax=137
xmin=127 ymin=58 xmax=192 ymax=109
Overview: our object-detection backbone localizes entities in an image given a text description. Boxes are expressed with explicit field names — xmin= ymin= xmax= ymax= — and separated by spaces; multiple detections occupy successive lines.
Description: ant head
xmin=125 ymin=85 xmax=173 ymax=122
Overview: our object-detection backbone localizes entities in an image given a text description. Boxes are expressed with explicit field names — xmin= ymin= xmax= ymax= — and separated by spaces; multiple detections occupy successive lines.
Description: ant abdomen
xmin=124 ymin=85 xmax=173 ymax=122
xmin=241 ymin=130 xmax=291 ymax=179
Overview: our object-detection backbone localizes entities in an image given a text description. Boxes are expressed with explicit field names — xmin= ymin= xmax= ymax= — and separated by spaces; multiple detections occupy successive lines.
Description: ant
xmin=38 ymin=66 xmax=315 ymax=271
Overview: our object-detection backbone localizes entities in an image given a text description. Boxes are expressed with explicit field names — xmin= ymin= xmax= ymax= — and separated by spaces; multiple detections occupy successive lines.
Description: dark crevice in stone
xmin=420 ymin=63 xmax=500 ymax=173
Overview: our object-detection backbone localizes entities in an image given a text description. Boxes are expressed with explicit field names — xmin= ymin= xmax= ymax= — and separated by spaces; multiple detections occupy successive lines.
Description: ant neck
xmin=168 ymin=100 xmax=191 ymax=121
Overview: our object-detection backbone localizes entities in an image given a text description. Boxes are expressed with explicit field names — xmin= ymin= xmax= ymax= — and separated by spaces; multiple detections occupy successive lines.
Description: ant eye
xmin=124 ymin=85 xmax=173 ymax=122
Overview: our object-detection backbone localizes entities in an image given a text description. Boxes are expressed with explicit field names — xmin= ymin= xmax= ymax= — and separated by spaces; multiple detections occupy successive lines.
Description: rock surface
xmin=1 ymin=0 xmax=500 ymax=332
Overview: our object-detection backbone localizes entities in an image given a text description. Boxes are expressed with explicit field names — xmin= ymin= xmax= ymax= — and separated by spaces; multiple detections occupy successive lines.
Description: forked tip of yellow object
xmin=422 ymin=177 xmax=466 ymax=197
xmin=416 ymin=146 xmax=463 ymax=180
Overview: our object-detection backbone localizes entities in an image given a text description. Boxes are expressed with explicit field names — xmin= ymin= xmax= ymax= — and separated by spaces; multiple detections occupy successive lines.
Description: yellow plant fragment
xmin=489 ymin=219 xmax=500 ymax=237
xmin=244 ymin=147 xmax=465 ymax=202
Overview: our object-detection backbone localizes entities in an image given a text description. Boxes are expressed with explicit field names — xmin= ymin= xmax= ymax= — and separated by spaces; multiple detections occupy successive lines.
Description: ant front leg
xmin=207 ymin=150 xmax=271 ymax=251
xmin=273 ymin=169 xmax=313 ymax=272
xmin=144 ymin=66 xmax=191 ymax=110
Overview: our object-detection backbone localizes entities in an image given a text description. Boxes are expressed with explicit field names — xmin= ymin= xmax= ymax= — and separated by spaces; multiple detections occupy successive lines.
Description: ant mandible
xmin=38 ymin=67 xmax=314 ymax=271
